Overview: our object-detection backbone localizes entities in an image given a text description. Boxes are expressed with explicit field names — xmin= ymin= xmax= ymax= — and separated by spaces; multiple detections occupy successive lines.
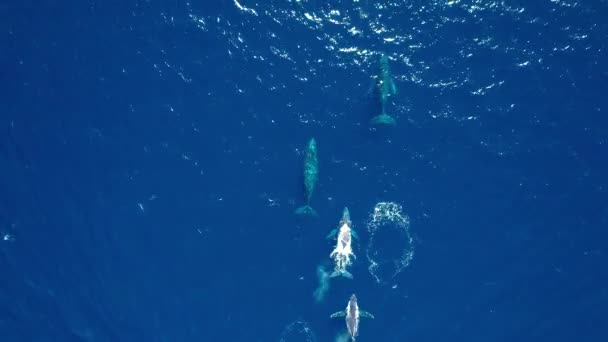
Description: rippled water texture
xmin=181 ymin=0 xmax=605 ymax=130
xmin=2 ymin=0 xmax=607 ymax=341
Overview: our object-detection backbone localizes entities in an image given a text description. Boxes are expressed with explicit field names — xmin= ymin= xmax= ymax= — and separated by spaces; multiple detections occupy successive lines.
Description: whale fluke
xmin=370 ymin=113 xmax=396 ymax=126
xmin=295 ymin=205 xmax=318 ymax=217
xmin=330 ymin=269 xmax=353 ymax=279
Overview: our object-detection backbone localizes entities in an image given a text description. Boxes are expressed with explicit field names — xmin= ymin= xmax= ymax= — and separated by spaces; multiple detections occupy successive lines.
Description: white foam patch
xmin=233 ymin=0 xmax=258 ymax=16
xmin=330 ymin=223 xmax=355 ymax=275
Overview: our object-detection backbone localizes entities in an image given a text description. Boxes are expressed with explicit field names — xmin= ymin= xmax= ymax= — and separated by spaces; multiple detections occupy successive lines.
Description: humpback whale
xmin=370 ymin=53 xmax=397 ymax=126
xmin=331 ymin=294 xmax=374 ymax=341
xmin=327 ymin=207 xmax=358 ymax=279
xmin=295 ymin=138 xmax=319 ymax=216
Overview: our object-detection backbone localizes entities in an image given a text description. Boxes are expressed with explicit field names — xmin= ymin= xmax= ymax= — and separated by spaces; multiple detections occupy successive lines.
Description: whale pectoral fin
xmin=330 ymin=311 xmax=346 ymax=318
xmin=326 ymin=229 xmax=337 ymax=239
xmin=351 ymin=229 xmax=360 ymax=240
xmin=360 ymin=311 xmax=375 ymax=319
xmin=390 ymin=79 xmax=397 ymax=94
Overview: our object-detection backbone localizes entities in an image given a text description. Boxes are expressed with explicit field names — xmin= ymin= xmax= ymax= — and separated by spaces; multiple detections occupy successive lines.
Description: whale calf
xmin=331 ymin=294 xmax=374 ymax=341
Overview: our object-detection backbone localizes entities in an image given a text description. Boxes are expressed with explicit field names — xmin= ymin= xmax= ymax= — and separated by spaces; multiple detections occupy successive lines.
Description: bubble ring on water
xmin=366 ymin=202 xmax=414 ymax=284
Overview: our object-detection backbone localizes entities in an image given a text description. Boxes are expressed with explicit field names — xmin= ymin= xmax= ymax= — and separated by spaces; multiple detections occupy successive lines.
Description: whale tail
xmin=330 ymin=269 xmax=353 ymax=279
xmin=370 ymin=113 xmax=396 ymax=126
xmin=295 ymin=205 xmax=318 ymax=217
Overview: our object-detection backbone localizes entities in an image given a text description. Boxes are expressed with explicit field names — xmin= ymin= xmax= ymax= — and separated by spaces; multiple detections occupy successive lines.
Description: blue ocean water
xmin=2 ymin=0 xmax=608 ymax=341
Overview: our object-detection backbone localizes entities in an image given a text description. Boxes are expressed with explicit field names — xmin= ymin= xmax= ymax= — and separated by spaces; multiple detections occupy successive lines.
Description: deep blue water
xmin=2 ymin=0 xmax=608 ymax=341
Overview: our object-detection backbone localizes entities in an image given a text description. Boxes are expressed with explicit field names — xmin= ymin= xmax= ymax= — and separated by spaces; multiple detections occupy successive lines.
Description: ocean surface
xmin=2 ymin=0 xmax=607 ymax=341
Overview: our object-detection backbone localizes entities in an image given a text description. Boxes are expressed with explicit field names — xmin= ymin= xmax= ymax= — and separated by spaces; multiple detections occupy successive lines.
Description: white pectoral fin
xmin=330 ymin=311 xmax=346 ymax=318
xmin=390 ymin=79 xmax=397 ymax=94
xmin=351 ymin=229 xmax=360 ymax=240
xmin=360 ymin=311 xmax=375 ymax=319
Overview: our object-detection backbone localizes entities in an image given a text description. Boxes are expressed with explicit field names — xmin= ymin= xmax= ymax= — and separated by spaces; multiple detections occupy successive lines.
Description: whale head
xmin=340 ymin=207 xmax=351 ymax=226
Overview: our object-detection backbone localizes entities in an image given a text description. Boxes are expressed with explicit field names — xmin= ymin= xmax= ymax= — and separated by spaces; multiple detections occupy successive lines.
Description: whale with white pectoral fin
xmin=327 ymin=207 xmax=358 ymax=279
xmin=331 ymin=294 xmax=374 ymax=341
xmin=295 ymin=138 xmax=319 ymax=216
